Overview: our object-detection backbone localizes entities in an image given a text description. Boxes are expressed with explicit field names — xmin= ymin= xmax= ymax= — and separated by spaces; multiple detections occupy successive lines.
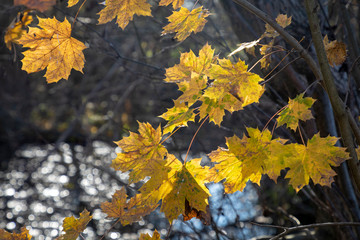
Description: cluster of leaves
xmin=2 ymin=0 xmax=350 ymax=239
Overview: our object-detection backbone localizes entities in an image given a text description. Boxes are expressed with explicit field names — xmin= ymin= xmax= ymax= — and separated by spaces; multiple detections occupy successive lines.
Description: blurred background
xmin=1 ymin=0 xmax=360 ymax=239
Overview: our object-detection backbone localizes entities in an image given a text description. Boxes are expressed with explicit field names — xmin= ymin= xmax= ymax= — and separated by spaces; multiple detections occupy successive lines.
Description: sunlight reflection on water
xmin=0 ymin=141 xmax=273 ymax=239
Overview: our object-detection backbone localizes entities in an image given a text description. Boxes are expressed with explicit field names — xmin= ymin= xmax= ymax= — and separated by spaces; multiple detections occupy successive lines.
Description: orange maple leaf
xmin=17 ymin=17 xmax=87 ymax=83
xmin=0 ymin=227 xmax=32 ymax=240
xmin=4 ymin=11 xmax=33 ymax=50
xmin=139 ymin=230 xmax=162 ymax=240
xmin=285 ymin=134 xmax=349 ymax=192
xmin=101 ymin=187 xmax=158 ymax=225
xmin=67 ymin=0 xmax=80 ymax=7
xmin=162 ymin=7 xmax=209 ymax=42
xmin=159 ymin=0 xmax=184 ymax=9
xmin=323 ymin=35 xmax=347 ymax=67
xmin=97 ymin=0 xmax=152 ymax=30
xmin=277 ymin=93 xmax=316 ymax=131
xmin=56 ymin=209 xmax=92 ymax=240
xmin=14 ymin=0 xmax=56 ymax=12
xmin=201 ymin=58 xmax=265 ymax=125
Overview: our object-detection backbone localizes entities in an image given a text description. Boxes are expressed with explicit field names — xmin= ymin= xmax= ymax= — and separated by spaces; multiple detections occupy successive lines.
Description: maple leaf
xmin=67 ymin=0 xmax=80 ymax=7
xmin=162 ymin=7 xmax=209 ymax=42
xmin=276 ymin=14 xmax=292 ymax=28
xmin=164 ymin=44 xmax=215 ymax=105
xmin=17 ymin=17 xmax=87 ymax=83
xmin=323 ymin=35 xmax=347 ymax=67
xmin=263 ymin=14 xmax=291 ymax=39
xmin=277 ymin=93 xmax=316 ymax=131
xmin=208 ymin=128 xmax=288 ymax=192
xmin=111 ymin=122 xmax=168 ymax=183
xmin=159 ymin=102 xmax=195 ymax=134
xmin=14 ymin=0 xmax=56 ymax=12
xmin=139 ymin=230 xmax=162 ymax=240
xmin=56 ymin=209 xmax=92 ymax=240
xmin=0 ymin=227 xmax=32 ymax=240
xmin=202 ymin=58 xmax=265 ymax=125
xmin=97 ymin=0 xmax=152 ymax=30
xmin=138 ymin=155 xmax=212 ymax=222
xmin=159 ymin=0 xmax=184 ymax=9
xmin=285 ymin=134 xmax=350 ymax=191
xmin=101 ymin=187 xmax=158 ymax=225
xmin=4 ymin=11 xmax=33 ymax=50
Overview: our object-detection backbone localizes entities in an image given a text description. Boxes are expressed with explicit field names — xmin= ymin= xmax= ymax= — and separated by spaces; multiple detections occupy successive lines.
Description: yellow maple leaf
xmin=4 ymin=11 xmax=33 ymax=50
xmin=111 ymin=122 xmax=169 ymax=183
xmin=97 ymin=0 xmax=152 ymax=30
xmin=285 ymin=134 xmax=349 ymax=192
xmin=276 ymin=14 xmax=292 ymax=28
xmin=139 ymin=230 xmax=162 ymax=240
xmin=0 ymin=227 xmax=32 ymax=240
xmin=17 ymin=17 xmax=87 ymax=83
xmin=162 ymin=7 xmax=209 ymax=42
xmin=159 ymin=102 xmax=195 ymax=134
xmin=56 ymin=209 xmax=92 ymax=240
xmin=201 ymin=58 xmax=265 ymax=125
xmin=67 ymin=0 xmax=80 ymax=7
xmin=323 ymin=35 xmax=347 ymax=67
xmin=208 ymin=128 xmax=287 ymax=193
xmin=164 ymin=44 xmax=215 ymax=106
xmin=14 ymin=0 xmax=56 ymax=12
xmin=277 ymin=93 xmax=316 ymax=131
xmin=101 ymin=187 xmax=158 ymax=225
xmin=159 ymin=0 xmax=184 ymax=9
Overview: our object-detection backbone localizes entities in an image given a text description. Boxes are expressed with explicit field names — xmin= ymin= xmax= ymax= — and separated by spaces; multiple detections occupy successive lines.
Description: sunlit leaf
xmin=277 ymin=93 xmax=316 ymax=131
xmin=67 ymin=0 xmax=80 ymax=7
xmin=139 ymin=230 xmax=162 ymax=240
xmin=159 ymin=0 xmax=184 ymax=9
xmin=97 ymin=0 xmax=152 ymax=29
xmin=17 ymin=17 xmax=87 ymax=83
xmin=162 ymin=7 xmax=209 ymax=42
xmin=56 ymin=209 xmax=92 ymax=240
xmin=101 ymin=187 xmax=157 ymax=225
xmin=4 ymin=11 xmax=33 ymax=50
xmin=159 ymin=102 xmax=195 ymax=134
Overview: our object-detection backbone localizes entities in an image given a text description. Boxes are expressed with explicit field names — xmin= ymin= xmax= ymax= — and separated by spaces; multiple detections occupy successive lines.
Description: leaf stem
xmin=262 ymin=105 xmax=287 ymax=132
xmin=71 ymin=0 xmax=87 ymax=31
xmin=99 ymin=218 xmax=121 ymax=240
xmin=184 ymin=115 xmax=209 ymax=164
xmin=248 ymin=49 xmax=285 ymax=72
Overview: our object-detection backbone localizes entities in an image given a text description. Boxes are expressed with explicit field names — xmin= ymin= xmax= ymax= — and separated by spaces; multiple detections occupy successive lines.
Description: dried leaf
xmin=276 ymin=14 xmax=292 ymax=28
xmin=56 ymin=209 xmax=92 ymax=240
xmin=14 ymin=0 xmax=56 ymax=12
xmin=162 ymin=7 xmax=209 ymax=42
xmin=0 ymin=227 xmax=32 ymax=240
xmin=228 ymin=39 xmax=260 ymax=57
xmin=323 ymin=35 xmax=347 ymax=67
xmin=17 ymin=17 xmax=87 ymax=83
xmin=97 ymin=0 xmax=152 ymax=30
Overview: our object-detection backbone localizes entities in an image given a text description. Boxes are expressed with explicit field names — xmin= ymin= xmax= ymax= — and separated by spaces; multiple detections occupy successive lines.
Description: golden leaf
xmin=4 ymin=11 xmax=33 ymax=50
xmin=277 ymin=93 xmax=316 ymax=131
xmin=159 ymin=0 xmax=184 ymax=9
xmin=56 ymin=209 xmax=92 ymax=240
xmin=162 ymin=7 xmax=209 ymax=42
xmin=67 ymin=0 xmax=80 ymax=7
xmin=0 ymin=227 xmax=32 ymax=240
xmin=159 ymin=102 xmax=195 ymax=134
xmin=101 ymin=187 xmax=157 ymax=225
xmin=14 ymin=0 xmax=56 ymax=12
xmin=276 ymin=14 xmax=292 ymax=28
xmin=323 ymin=35 xmax=347 ymax=67
xmin=139 ymin=230 xmax=162 ymax=240
xmin=285 ymin=134 xmax=349 ymax=191
xmin=17 ymin=17 xmax=87 ymax=83
xmin=97 ymin=0 xmax=152 ymax=30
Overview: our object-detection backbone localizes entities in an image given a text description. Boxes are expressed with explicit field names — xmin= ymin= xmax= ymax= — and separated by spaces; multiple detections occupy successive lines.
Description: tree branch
xmin=232 ymin=0 xmax=360 ymax=192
